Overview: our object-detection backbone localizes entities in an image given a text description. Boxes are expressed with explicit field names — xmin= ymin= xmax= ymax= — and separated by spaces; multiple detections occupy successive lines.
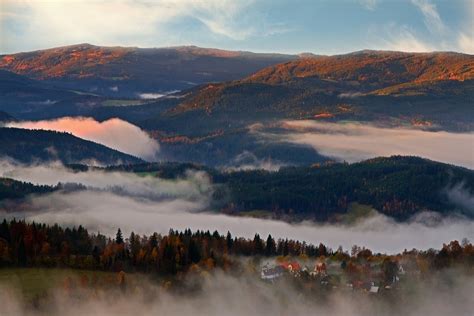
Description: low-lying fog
xmin=2 ymin=270 xmax=473 ymax=316
xmin=275 ymin=120 xmax=474 ymax=169
xmin=1 ymin=161 xmax=472 ymax=254
xmin=5 ymin=117 xmax=160 ymax=161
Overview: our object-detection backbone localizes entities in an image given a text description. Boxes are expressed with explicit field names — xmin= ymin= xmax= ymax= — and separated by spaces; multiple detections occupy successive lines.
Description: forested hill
xmin=2 ymin=156 xmax=472 ymax=222
xmin=159 ymin=51 xmax=474 ymax=133
xmin=107 ymin=156 xmax=474 ymax=221
xmin=0 ymin=44 xmax=296 ymax=97
xmin=0 ymin=128 xmax=143 ymax=165
xmin=0 ymin=178 xmax=56 ymax=200
xmin=215 ymin=156 xmax=474 ymax=221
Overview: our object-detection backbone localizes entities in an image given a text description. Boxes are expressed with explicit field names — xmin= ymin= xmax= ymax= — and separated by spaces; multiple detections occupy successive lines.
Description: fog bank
xmin=2 ymin=190 xmax=472 ymax=254
xmin=5 ymin=117 xmax=160 ymax=161
xmin=1 ymin=160 xmax=473 ymax=254
xmin=278 ymin=120 xmax=474 ymax=169
xmin=1 ymin=269 xmax=473 ymax=316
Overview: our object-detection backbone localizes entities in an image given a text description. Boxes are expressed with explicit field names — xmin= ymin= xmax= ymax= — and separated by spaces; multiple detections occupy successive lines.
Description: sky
xmin=0 ymin=0 xmax=473 ymax=55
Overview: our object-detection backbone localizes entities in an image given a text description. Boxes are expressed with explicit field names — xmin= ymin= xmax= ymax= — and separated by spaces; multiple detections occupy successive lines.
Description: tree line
xmin=0 ymin=219 xmax=472 ymax=276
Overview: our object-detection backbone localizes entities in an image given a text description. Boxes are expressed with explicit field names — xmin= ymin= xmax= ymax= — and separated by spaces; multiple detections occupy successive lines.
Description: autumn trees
xmin=0 ymin=219 xmax=472 ymax=277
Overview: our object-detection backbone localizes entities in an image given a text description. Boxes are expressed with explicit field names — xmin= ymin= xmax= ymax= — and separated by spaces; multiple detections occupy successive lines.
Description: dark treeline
xmin=2 ymin=156 xmax=474 ymax=222
xmin=0 ymin=178 xmax=55 ymax=200
xmin=107 ymin=156 xmax=474 ymax=221
xmin=0 ymin=219 xmax=328 ymax=274
xmin=0 ymin=219 xmax=472 ymax=276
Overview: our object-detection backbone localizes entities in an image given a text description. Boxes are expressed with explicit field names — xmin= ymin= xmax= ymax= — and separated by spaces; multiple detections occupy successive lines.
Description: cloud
xmin=274 ymin=121 xmax=474 ymax=168
xmin=1 ymin=0 xmax=257 ymax=52
xmin=5 ymin=117 xmax=160 ymax=161
xmin=2 ymin=189 xmax=473 ymax=254
xmin=445 ymin=183 xmax=474 ymax=215
xmin=359 ymin=0 xmax=378 ymax=11
xmin=337 ymin=92 xmax=364 ymax=99
xmin=0 ymin=160 xmax=212 ymax=202
xmin=2 ymin=268 xmax=474 ymax=316
xmin=380 ymin=26 xmax=435 ymax=52
xmin=223 ymin=151 xmax=285 ymax=171
xmin=1 ymin=160 xmax=473 ymax=254
xmin=138 ymin=90 xmax=181 ymax=100
xmin=411 ymin=0 xmax=447 ymax=34
xmin=458 ymin=32 xmax=474 ymax=54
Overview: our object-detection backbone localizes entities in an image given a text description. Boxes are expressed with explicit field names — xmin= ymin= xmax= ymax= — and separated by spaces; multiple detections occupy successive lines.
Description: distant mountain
xmin=245 ymin=50 xmax=474 ymax=86
xmin=0 ymin=128 xmax=143 ymax=165
xmin=0 ymin=44 xmax=297 ymax=97
xmin=156 ymin=50 xmax=474 ymax=132
xmin=2 ymin=49 xmax=473 ymax=167
xmin=0 ymin=69 xmax=95 ymax=118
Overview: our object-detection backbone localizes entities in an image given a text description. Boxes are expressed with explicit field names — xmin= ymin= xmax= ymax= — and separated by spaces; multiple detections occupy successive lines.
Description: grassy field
xmin=0 ymin=268 xmax=122 ymax=301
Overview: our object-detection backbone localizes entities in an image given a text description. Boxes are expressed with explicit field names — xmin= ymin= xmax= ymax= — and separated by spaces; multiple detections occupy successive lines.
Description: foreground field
xmin=0 ymin=268 xmax=126 ymax=302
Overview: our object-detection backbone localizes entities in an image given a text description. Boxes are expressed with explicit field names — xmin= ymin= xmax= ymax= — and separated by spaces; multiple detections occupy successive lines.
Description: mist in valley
xmin=1 ymin=160 xmax=472 ymax=254
xmin=1 ymin=269 xmax=473 ymax=316
xmin=274 ymin=120 xmax=474 ymax=169
xmin=5 ymin=117 xmax=160 ymax=161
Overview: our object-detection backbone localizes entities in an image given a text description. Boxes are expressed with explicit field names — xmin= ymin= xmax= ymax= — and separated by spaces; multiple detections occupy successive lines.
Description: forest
xmin=108 ymin=156 xmax=474 ymax=221
xmin=2 ymin=156 xmax=473 ymax=222
xmin=0 ymin=219 xmax=472 ymax=277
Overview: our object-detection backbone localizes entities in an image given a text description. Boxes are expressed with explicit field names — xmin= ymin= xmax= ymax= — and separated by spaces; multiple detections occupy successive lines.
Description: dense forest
xmin=0 ymin=178 xmax=56 ymax=200
xmin=0 ymin=219 xmax=472 ymax=277
xmin=107 ymin=156 xmax=474 ymax=221
xmin=2 ymin=156 xmax=473 ymax=221
xmin=217 ymin=156 xmax=474 ymax=220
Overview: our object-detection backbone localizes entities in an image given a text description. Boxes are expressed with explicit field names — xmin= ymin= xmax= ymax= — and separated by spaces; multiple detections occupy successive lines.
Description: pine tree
xmin=115 ymin=228 xmax=124 ymax=244
xmin=226 ymin=231 xmax=233 ymax=253
xmin=265 ymin=234 xmax=276 ymax=256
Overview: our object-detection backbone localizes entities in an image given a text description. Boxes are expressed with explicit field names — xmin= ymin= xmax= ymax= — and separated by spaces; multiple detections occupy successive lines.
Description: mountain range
xmin=0 ymin=43 xmax=296 ymax=97
xmin=1 ymin=45 xmax=473 ymax=166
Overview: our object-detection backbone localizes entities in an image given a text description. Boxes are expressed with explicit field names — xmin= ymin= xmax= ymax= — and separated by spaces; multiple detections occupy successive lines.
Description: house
xmin=261 ymin=264 xmax=285 ymax=281
xmin=310 ymin=260 xmax=327 ymax=277
xmin=280 ymin=261 xmax=301 ymax=273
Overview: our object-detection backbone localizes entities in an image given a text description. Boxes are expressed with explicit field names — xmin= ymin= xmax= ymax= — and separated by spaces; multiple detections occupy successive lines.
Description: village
xmin=259 ymin=254 xmax=417 ymax=295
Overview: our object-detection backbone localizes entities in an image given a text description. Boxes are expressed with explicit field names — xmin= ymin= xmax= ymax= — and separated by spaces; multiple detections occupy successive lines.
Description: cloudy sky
xmin=1 ymin=0 xmax=473 ymax=54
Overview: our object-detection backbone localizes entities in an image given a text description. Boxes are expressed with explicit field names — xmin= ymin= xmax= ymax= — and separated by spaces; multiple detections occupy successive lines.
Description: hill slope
xmin=108 ymin=156 xmax=474 ymax=221
xmin=0 ymin=128 xmax=143 ymax=165
xmin=0 ymin=44 xmax=297 ymax=97
xmin=101 ymin=156 xmax=474 ymax=221
xmin=163 ymin=51 xmax=474 ymax=132
xmin=0 ymin=177 xmax=56 ymax=200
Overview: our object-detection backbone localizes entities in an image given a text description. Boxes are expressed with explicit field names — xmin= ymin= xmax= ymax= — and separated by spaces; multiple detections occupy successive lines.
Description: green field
xmin=0 ymin=268 xmax=123 ymax=301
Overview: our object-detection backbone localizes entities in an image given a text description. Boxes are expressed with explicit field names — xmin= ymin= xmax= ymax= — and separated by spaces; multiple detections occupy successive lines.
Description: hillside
xmin=245 ymin=50 xmax=474 ymax=86
xmin=0 ymin=44 xmax=297 ymax=97
xmin=0 ymin=178 xmax=56 ymax=200
xmin=105 ymin=156 xmax=474 ymax=221
xmin=0 ymin=128 xmax=143 ymax=165
xmin=0 ymin=69 xmax=96 ymax=119
xmin=162 ymin=51 xmax=474 ymax=132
